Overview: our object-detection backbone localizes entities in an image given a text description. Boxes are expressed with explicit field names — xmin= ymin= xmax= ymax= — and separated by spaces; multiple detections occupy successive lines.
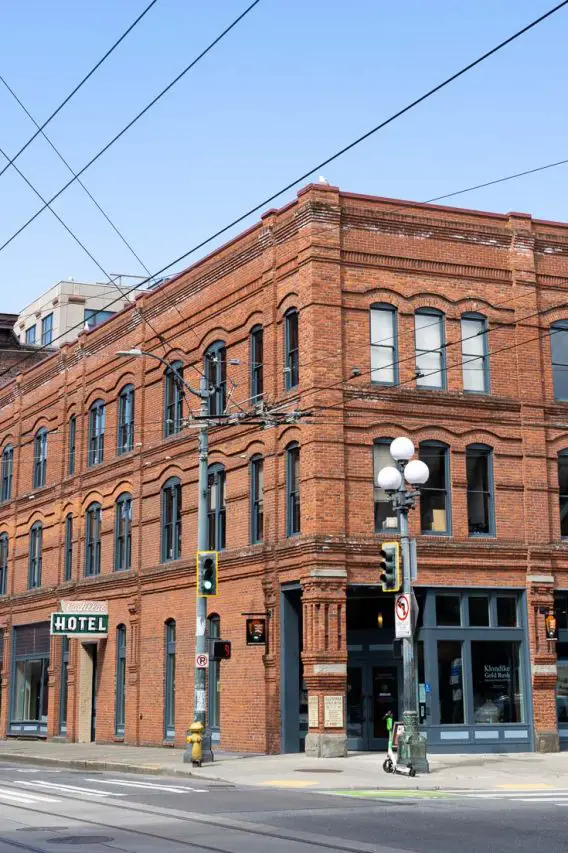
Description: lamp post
xmin=377 ymin=436 xmax=430 ymax=773
xmin=116 ymin=348 xmax=214 ymax=763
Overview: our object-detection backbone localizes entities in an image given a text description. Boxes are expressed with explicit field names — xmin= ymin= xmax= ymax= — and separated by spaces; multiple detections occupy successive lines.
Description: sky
xmin=0 ymin=0 xmax=567 ymax=314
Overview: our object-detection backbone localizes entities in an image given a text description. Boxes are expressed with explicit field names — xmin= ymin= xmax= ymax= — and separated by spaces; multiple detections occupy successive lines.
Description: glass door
xmin=346 ymin=665 xmax=368 ymax=750
xmin=369 ymin=665 xmax=399 ymax=750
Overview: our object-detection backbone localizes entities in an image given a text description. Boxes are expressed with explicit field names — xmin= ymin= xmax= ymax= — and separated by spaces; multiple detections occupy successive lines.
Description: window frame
xmin=114 ymin=493 xmax=132 ymax=572
xmin=418 ymin=440 xmax=451 ymax=535
xmin=68 ymin=416 xmax=76 ymax=476
xmin=161 ymin=477 xmax=182 ymax=562
xmin=204 ymin=341 xmax=227 ymax=417
xmin=33 ymin=427 xmax=48 ymax=489
xmin=414 ymin=308 xmax=446 ymax=390
xmin=207 ymin=463 xmax=226 ymax=551
xmin=373 ymin=438 xmax=400 ymax=533
xmin=115 ymin=625 xmax=126 ymax=737
xmin=87 ymin=400 xmax=105 ymax=467
xmin=286 ymin=441 xmax=301 ymax=537
xmin=466 ymin=443 xmax=495 ymax=537
xmin=370 ymin=303 xmax=399 ymax=386
xmin=84 ymin=502 xmax=102 ymax=577
xmin=64 ymin=513 xmax=73 ymax=581
xmin=25 ymin=325 xmax=36 ymax=346
xmin=28 ymin=522 xmax=43 ymax=589
xmin=164 ymin=619 xmax=176 ymax=740
xmin=284 ymin=308 xmax=299 ymax=390
xmin=0 ymin=532 xmax=8 ymax=595
xmin=207 ymin=614 xmax=221 ymax=732
xmin=250 ymin=455 xmax=264 ymax=544
xmin=250 ymin=325 xmax=264 ymax=402
xmin=1 ymin=444 xmax=13 ymax=502
xmin=550 ymin=320 xmax=568 ymax=402
xmin=41 ymin=313 xmax=53 ymax=346
xmin=559 ymin=450 xmax=568 ymax=540
xmin=117 ymin=384 xmax=135 ymax=455
xmin=461 ymin=312 xmax=489 ymax=394
xmin=163 ymin=361 xmax=184 ymax=437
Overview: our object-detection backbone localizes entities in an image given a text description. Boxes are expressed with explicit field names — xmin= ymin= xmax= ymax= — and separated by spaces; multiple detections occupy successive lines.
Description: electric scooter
xmin=382 ymin=711 xmax=416 ymax=777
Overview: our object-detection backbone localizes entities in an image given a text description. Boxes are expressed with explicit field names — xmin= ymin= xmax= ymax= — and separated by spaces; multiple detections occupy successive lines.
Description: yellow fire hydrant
xmin=186 ymin=721 xmax=203 ymax=767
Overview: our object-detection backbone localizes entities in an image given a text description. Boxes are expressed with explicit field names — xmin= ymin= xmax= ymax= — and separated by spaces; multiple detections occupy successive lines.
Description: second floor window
xmin=41 ymin=313 xmax=53 ymax=346
xmin=419 ymin=442 xmax=450 ymax=534
xmin=88 ymin=400 xmax=105 ymax=466
xmin=415 ymin=309 xmax=445 ymax=390
xmin=373 ymin=440 xmax=399 ymax=532
xmin=551 ymin=321 xmax=568 ymax=402
xmin=466 ymin=445 xmax=494 ymax=536
xmin=33 ymin=428 xmax=48 ymax=489
xmin=64 ymin=514 xmax=73 ymax=581
xmin=85 ymin=503 xmax=102 ymax=576
xmin=250 ymin=455 xmax=264 ymax=544
xmin=286 ymin=442 xmax=301 ymax=536
xmin=29 ymin=522 xmax=42 ymax=589
xmin=0 ymin=532 xmax=7 ymax=595
xmin=1 ymin=444 xmax=13 ymax=501
xmin=115 ymin=493 xmax=132 ymax=571
xmin=284 ymin=309 xmax=299 ymax=390
xmin=161 ymin=478 xmax=182 ymax=562
xmin=205 ymin=342 xmax=227 ymax=417
xmin=370 ymin=304 xmax=398 ymax=385
xmin=559 ymin=452 xmax=568 ymax=538
xmin=250 ymin=326 xmax=264 ymax=401
xmin=117 ymin=385 xmax=135 ymax=454
xmin=461 ymin=314 xmax=489 ymax=393
xmin=208 ymin=464 xmax=226 ymax=551
xmin=164 ymin=362 xmax=184 ymax=437
xmin=68 ymin=416 xmax=76 ymax=475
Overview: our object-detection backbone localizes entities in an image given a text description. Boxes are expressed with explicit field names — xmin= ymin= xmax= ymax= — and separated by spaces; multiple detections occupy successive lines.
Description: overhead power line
xmin=0 ymin=0 xmax=160 ymax=183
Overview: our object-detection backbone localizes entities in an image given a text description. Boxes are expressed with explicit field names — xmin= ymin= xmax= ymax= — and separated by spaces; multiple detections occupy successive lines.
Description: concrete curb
xmin=0 ymin=752 xmax=229 ymax=784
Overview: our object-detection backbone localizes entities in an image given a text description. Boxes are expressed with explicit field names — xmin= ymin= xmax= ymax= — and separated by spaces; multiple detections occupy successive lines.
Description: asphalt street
xmin=0 ymin=762 xmax=566 ymax=852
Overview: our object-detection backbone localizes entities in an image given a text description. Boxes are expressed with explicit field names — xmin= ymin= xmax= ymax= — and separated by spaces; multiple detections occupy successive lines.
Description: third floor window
xmin=284 ymin=309 xmax=299 ymax=390
xmin=117 ymin=385 xmax=135 ymax=455
xmin=250 ymin=455 xmax=264 ymax=544
xmin=33 ymin=428 xmax=48 ymax=489
xmin=85 ymin=503 xmax=102 ymax=576
xmin=208 ymin=464 xmax=226 ymax=551
xmin=88 ymin=401 xmax=105 ymax=466
xmin=164 ymin=362 xmax=184 ymax=437
xmin=250 ymin=326 xmax=264 ymax=402
xmin=205 ymin=342 xmax=227 ymax=417
xmin=1 ymin=444 xmax=13 ymax=502
xmin=559 ymin=452 xmax=568 ymax=538
xmin=551 ymin=321 xmax=568 ymax=401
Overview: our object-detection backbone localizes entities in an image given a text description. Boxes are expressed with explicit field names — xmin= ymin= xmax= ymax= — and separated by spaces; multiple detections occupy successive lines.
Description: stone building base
xmin=305 ymin=733 xmax=347 ymax=758
xmin=534 ymin=730 xmax=560 ymax=752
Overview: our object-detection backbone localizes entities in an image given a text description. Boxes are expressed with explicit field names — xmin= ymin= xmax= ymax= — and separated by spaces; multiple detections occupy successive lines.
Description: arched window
xmin=161 ymin=478 xmax=182 ymax=562
xmin=284 ymin=308 xmax=299 ymax=390
xmin=1 ymin=444 xmax=13 ymax=502
xmin=250 ymin=325 xmax=264 ymax=402
xmin=207 ymin=615 xmax=221 ymax=732
xmin=551 ymin=321 xmax=568 ymax=401
xmin=67 ymin=416 xmax=76 ymax=476
xmin=117 ymin=385 xmax=135 ymax=455
xmin=250 ymin=455 xmax=264 ymax=544
xmin=28 ymin=522 xmax=43 ymax=589
xmin=0 ymin=532 xmax=8 ymax=595
xmin=204 ymin=341 xmax=227 ymax=416
xmin=373 ymin=439 xmax=399 ymax=532
xmin=114 ymin=493 xmax=132 ymax=571
xmin=414 ymin=309 xmax=446 ymax=390
xmin=466 ymin=444 xmax=494 ymax=536
xmin=370 ymin=304 xmax=398 ymax=385
xmin=461 ymin=313 xmax=489 ymax=393
xmin=164 ymin=619 xmax=176 ymax=740
xmin=85 ymin=502 xmax=102 ymax=576
xmin=286 ymin=442 xmax=300 ymax=536
xmin=559 ymin=450 xmax=568 ymax=539
xmin=207 ymin=464 xmax=226 ymax=551
xmin=418 ymin=441 xmax=450 ymax=534
xmin=164 ymin=362 xmax=184 ymax=437
xmin=33 ymin=427 xmax=48 ymax=489
xmin=64 ymin=513 xmax=73 ymax=581
xmin=115 ymin=625 xmax=126 ymax=737
xmin=88 ymin=400 xmax=105 ymax=466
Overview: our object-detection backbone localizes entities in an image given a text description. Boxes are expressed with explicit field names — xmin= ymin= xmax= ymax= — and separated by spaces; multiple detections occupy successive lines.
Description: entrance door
xmin=347 ymin=662 xmax=400 ymax=750
xmin=88 ymin=645 xmax=97 ymax=742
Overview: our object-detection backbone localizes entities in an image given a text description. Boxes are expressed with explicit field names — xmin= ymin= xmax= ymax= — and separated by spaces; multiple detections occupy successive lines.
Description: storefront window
xmin=468 ymin=596 xmax=489 ymax=627
xmin=557 ymin=643 xmax=568 ymax=725
xmin=472 ymin=641 xmax=523 ymax=724
xmin=436 ymin=595 xmax=461 ymax=626
xmin=14 ymin=660 xmax=48 ymax=723
xmin=437 ymin=641 xmax=464 ymax=724
xmin=496 ymin=596 xmax=517 ymax=627
xmin=11 ymin=623 xmax=50 ymax=735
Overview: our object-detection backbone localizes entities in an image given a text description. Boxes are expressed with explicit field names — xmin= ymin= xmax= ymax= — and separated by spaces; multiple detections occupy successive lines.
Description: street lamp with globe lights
xmin=377 ymin=437 xmax=430 ymax=773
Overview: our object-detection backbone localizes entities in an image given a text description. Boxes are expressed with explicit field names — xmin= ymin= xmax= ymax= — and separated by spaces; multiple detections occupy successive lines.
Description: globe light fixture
xmin=377 ymin=466 xmax=403 ymax=491
xmin=404 ymin=459 xmax=430 ymax=486
xmin=390 ymin=436 xmax=415 ymax=462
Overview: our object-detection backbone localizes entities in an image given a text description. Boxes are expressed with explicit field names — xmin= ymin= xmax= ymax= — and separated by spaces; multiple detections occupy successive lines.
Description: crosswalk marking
xmin=14 ymin=780 xmax=126 ymax=798
xmin=0 ymin=785 xmax=59 ymax=804
xmin=85 ymin=778 xmax=208 ymax=794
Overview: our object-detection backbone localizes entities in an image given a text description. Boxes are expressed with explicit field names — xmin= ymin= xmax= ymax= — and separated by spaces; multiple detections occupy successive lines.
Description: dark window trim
xmin=0 ymin=532 xmax=8 ymax=595
xmin=559 ymin=450 xmax=568 ymax=540
xmin=164 ymin=361 xmax=184 ymax=437
xmin=84 ymin=502 xmax=102 ymax=577
xmin=68 ymin=416 xmax=76 ymax=476
xmin=250 ymin=455 xmax=264 ymax=544
xmin=286 ymin=441 xmax=301 ymax=537
xmin=419 ymin=440 xmax=451 ymax=536
xmin=64 ymin=513 xmax=73 ymax=581
xmin=466 ymin=443 xmax=495 ymax=537
xmin=461 ymin=312 xmax=490 ymax=394
xmin=164 ymin=619 xmax=176 ymax=740
xmin=1 ymin=444 xmax=13 ymax=502
xmin=114 ymin=493 xmax=132 ymax=572
xmin=28 ymin=522 xmax=42 ymax=589
xmin=41 ymin=313 xmax=53 ymax=346
xmin=117 ymin=384 xmax=135 ymax=455
xmin=551 ymin=321 xmax=568 ymax=402
xmin=207 ymin=463 xmax=226 ymax=551
xmin=250 ymin=325 xmax=264 ymax=402
xmin=204 ymin=341 xmax=227 ymax=417
xmin=373 ymin=437 xmax=400 ymax=533
xmin=59 ymin=636 xmax=69 ymax=735
xmin=207 ymin=614 xmax=221 ymax=732
xmin=370 ymin=303 xmax=399 ymax=386
xmin=284 ymin=308 xmax=299 ymax=390
xmin=161 ymin=477 xmax=182 ymax=562
xmin=33 ymin=428 xmax=48 ymax=489
xmin=414 ymin=308 xmax=447 ymax=391
xmin=88 ymin=400 xmax=105 ymax=467
xmin=115 ymin=624 xmax=126 ymax=737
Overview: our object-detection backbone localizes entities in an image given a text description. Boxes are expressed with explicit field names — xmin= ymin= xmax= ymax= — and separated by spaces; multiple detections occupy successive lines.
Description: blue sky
xmin=0 ymin=0 xmax=567 ymax=313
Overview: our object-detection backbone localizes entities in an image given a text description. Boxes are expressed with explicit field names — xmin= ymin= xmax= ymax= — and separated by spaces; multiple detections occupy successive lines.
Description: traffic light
xmin=379 ymin=541 xmax=401 ymax=592
xmin=211 ymin=640 xmax=231 ymax=660
xmin=197 ymin=551 xmax=218 ymax=597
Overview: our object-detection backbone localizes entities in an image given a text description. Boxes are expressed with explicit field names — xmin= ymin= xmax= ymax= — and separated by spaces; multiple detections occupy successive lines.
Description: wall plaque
xmin=308 ymin=695 xmax=319 ymax=729
xmin=324 ymin=695 xmax=344 ymax=729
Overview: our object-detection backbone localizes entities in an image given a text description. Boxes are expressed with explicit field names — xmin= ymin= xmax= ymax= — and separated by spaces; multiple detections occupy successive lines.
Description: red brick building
xmin=0 ymin=183 xmax=567 ymax=755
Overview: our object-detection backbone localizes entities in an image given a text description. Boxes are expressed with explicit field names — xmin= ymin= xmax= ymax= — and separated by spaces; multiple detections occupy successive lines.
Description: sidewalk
xmin=0 ymin=738 xmax=566 ymax=790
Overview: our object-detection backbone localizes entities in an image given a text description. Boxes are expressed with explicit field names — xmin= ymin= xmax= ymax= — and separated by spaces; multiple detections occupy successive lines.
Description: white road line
xmin=85 ymin=778 xmax=208 ymax=793
xmin=0 ymin=786 xmax=59 ymax=804
xmin=467 ymin=792 xmax=568 ymax=799
xmin=14 ymin=780 xmax=125 ymax=797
